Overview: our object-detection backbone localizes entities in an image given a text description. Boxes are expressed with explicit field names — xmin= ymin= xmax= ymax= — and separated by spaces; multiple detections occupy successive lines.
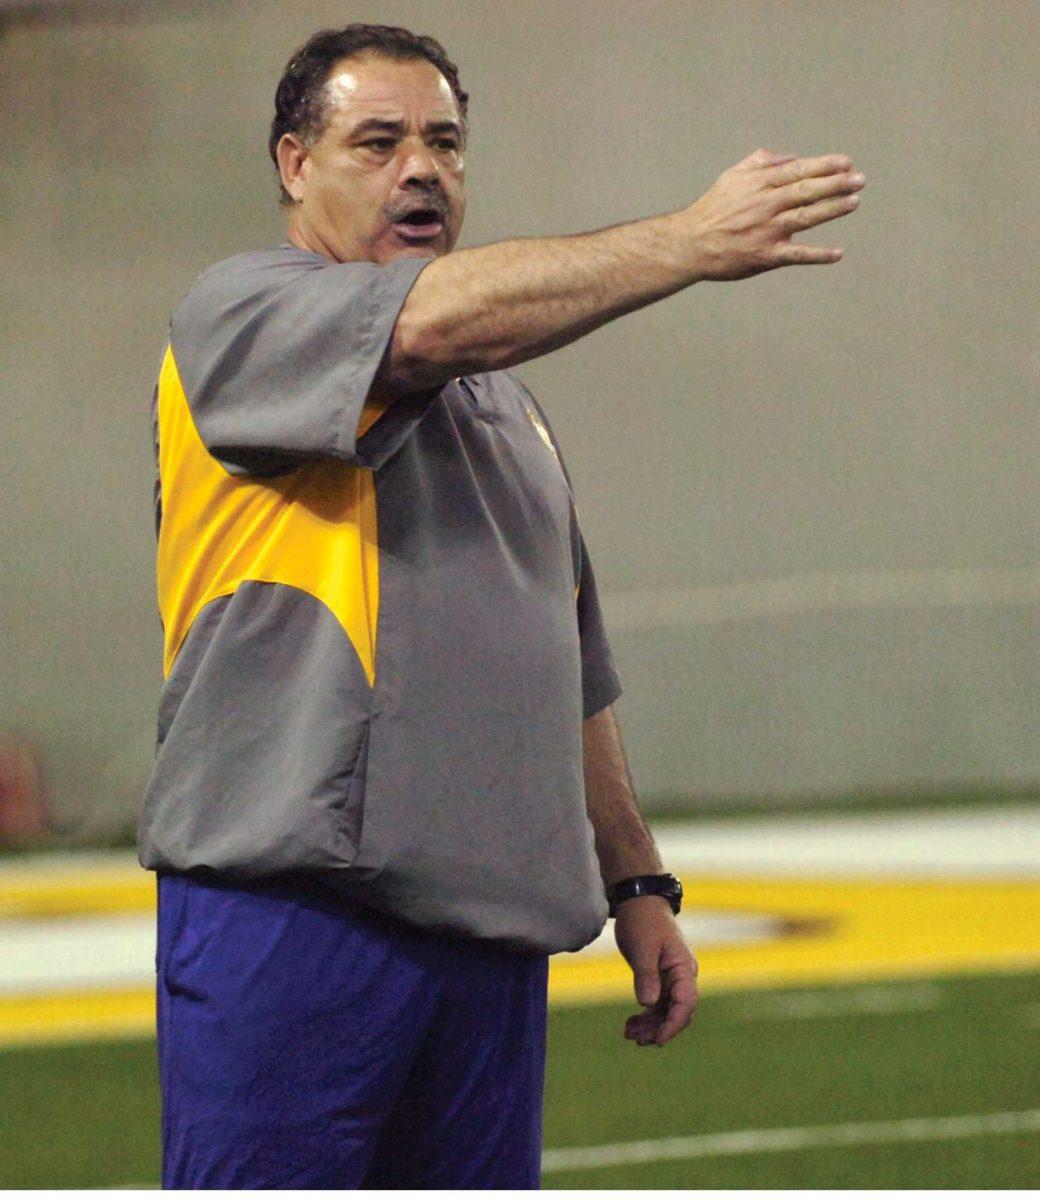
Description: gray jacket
xmin=138 ymin=245 xmax=622 ymax=954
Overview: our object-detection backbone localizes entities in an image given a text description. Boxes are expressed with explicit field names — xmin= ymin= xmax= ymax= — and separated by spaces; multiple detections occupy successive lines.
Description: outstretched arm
xmin=582 ymin=704 xmax=699 ymax=1046
xmin=379 ymin=148 xmax=866 ymax=393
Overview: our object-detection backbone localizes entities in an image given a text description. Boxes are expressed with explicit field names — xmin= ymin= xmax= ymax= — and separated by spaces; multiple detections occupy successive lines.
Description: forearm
xmin=582 ymin=704 xmax=662 ymax=887
xmin=386 ymin=210 xmax=700 ymax=390
xmin=373 ymin=147 xmax=866 ymax=396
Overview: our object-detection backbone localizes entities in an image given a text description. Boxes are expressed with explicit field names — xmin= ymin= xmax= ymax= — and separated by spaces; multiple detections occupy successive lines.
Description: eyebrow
xmin=347 ymin=117 xmax=464 ymax=140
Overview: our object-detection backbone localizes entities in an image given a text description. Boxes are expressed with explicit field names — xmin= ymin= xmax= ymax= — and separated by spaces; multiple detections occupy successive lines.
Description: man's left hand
xmin=614 ymin=895 xmax=699 ymax=1046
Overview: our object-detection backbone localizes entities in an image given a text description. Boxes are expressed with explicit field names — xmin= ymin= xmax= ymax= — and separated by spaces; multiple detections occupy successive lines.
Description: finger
xmin=632 ymin=957 xmax=662 ymax=1007
xmin=625 ymin=943 xmax=699 ymax=1042
xmin=654 ymin=976 xmax=699 ymax=1045
xmin=770 ymin=169 xmax=865 ymax=217
xmin=773 ymin=240 xmax=845 ymax=266
xmin=625 ymin=1011 xmax=665 ymax=1045
xmin=765 ymin=154 xmax=854 ymax=186
xmin=625 ymin=1010 xmax=661 ymax=1036
xmin=776 ymin=192 xmax=861 ymax=243
xmin=636 ymin=1022 xmax=662 ymax=1046
xmin=651 ymin=962 xmax=698 ymax=1042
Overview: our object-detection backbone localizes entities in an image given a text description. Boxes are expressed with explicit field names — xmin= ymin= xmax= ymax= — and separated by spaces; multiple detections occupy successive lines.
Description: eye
xmin=365 ymin=139 xmax=395 ymax=151
xmin=435 ymin=138 xmax=460 ymax=152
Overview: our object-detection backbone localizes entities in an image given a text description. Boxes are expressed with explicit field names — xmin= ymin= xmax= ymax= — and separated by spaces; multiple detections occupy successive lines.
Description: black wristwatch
xmin=606 ymin=873 xmax=683 ymax=918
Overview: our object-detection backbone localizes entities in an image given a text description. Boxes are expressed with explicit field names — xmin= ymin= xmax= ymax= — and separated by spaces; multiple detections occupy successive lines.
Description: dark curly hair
xmin=268 ymin=23 xmax=469 ymax=205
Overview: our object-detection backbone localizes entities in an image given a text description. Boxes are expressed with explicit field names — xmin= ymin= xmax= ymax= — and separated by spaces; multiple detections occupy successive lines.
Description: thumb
xmin=634 ymin=959 xmax=661 ymax=1007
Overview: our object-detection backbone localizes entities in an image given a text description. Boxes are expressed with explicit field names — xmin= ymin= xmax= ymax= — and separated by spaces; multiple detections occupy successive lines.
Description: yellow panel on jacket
xmin=155 ymin=344 xmax=382 ymax=685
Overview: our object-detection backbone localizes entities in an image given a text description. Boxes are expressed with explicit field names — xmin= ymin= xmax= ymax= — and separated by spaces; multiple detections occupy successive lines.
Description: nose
xmin=397 ymin=137 xmax=441 ymax=189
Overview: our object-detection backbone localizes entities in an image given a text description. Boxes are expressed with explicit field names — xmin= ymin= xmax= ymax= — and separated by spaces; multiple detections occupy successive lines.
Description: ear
xmin=276 ymin=132 xmax=310 ymax=203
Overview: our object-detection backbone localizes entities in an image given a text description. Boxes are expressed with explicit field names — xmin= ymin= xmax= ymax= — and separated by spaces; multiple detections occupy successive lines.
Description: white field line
xmin=652 ymin=803 xmax=1040 ymax=877
xmin=539 ymin=1108 xmax=1040 ymax=1173
xmin=737 ymin=982 xmax=945 ymax=1021
xmin=0 ymin=914 xmax=155 ymax=993
xmin=602 ymin=566 xmax=1040 ymax=630
xmin=112 ymin=1106 xmax=1040 ymax=1189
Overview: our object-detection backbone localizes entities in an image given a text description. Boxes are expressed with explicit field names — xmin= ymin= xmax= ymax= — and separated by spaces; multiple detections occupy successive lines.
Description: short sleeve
xmin=576 ymin=530 xmax=623 ymax=719
xmin=169 ymin=249 xmax=436 ymax=475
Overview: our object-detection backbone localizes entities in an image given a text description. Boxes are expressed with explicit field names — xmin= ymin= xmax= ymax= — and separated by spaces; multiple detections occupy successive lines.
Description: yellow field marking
xmin=0 ymin=988 xmax=155 ymax=1048
xmin=0 ymin=872 xmax=153 ymax=918
xmin=1 ymin=868 xmax=1038 ymax=1046
xmin=548 ymin=875 xmax=1040 ymax=1004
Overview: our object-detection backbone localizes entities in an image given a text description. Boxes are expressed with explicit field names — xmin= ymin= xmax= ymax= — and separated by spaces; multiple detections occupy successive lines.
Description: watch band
xmin=606 ymin=873 xmax=683 ymax=917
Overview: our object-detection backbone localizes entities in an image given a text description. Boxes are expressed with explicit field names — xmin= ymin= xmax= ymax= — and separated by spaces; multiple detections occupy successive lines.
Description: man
xmin=140 ymin=22 xmax=865 ymax=1190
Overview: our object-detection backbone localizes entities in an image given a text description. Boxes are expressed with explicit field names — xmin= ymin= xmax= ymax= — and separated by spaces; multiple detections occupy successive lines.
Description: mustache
xmin=386 ymin=193 xmax=448 ymax=223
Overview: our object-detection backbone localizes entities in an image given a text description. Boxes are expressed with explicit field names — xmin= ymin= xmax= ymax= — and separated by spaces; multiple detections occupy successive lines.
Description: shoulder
xmin=171 ymin=245 xmax=422 ymax=331
xmin=195 ymin=244 xmax=331 ymax=283
xmin=169 ymin=246 xmax=397 ymax=358
xmin=173 ymin=245 xmax=327 ymax=318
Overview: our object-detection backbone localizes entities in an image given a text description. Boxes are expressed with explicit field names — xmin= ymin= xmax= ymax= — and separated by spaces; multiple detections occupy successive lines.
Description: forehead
xmin=322 ymin=54 xmax=460 ymax=125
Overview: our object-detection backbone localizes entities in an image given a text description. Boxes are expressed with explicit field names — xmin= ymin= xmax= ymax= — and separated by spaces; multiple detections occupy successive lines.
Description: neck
xmin=286 ymin=212 xmax=338 ymax=262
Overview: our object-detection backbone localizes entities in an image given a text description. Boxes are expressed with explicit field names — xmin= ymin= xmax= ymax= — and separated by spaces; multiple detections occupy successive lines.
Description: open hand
xmin=682 ymin=147 xmax=866 ymax=280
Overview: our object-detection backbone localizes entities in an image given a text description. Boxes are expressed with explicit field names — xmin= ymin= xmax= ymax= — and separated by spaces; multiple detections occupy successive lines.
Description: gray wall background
xmin=1 ymin=0 xmax=1036 ymax=836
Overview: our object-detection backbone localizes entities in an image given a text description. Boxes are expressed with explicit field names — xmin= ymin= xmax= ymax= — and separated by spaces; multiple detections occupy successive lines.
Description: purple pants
xmin=156 ymin=871 xmax=549 ymax=1188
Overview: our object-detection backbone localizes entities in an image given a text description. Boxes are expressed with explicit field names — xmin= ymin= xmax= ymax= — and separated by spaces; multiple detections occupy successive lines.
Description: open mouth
xmin=391 ymin=208 xmax=445 ymax=240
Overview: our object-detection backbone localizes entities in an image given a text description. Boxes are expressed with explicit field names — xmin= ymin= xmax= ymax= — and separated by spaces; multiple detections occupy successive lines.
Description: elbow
xmin=391 ymin=289 xmax=499 ymax=388
xmin=390 ymin=298 xmax=450 ymax=390
xmin=374 ymin=306 xmax=447 ymax=397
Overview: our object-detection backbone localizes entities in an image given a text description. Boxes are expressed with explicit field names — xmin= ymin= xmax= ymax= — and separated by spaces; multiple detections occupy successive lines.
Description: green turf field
xmin=1 ymin=968 xmax=1037 ymax=1189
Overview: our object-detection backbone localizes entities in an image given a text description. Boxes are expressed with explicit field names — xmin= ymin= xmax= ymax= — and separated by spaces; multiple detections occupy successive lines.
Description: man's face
xmin=281 ymin=53 xmax=468 ymax=264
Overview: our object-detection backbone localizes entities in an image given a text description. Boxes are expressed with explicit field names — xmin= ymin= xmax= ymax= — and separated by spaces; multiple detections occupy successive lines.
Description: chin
xmin=383 ymin=243 xmax=443 ymax=263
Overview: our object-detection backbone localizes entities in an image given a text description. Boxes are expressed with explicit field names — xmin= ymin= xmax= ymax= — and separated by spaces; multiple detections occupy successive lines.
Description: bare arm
xmin=582 ymin=703 xmax=662 ymax=886
xmin=583 ymin=704 xmax=699 ymax=1046
xmin=379 ymin=147 xmax=866 ymax=393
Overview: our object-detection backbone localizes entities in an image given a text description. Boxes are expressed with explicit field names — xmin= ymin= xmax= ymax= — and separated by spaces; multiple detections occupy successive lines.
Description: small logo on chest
xmin=523 ymin=404 xmax=560 ymax=463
